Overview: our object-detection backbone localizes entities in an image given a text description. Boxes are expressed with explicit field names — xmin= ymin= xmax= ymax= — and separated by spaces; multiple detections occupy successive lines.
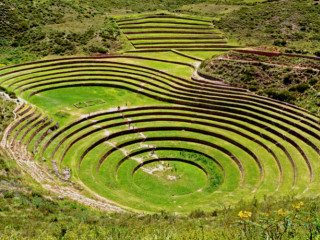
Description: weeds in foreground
xmin=236 ymin=201 xmax=320 ymax=239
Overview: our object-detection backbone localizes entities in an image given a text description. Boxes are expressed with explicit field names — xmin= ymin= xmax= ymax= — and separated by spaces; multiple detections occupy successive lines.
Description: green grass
xmin=1 ymin=3 xmax=320 ymax=239
xmin=0 ymin=11 xmax=319 ymax=215
xmin=133 ymin=160 xmax=208 ymax=196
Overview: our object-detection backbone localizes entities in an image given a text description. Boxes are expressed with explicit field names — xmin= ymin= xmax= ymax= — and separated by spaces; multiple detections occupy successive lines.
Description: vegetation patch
xmin=214 ymin=0 xmax=320 ymax=55
xmin=199 ymin=51 xmax=320 ymax=114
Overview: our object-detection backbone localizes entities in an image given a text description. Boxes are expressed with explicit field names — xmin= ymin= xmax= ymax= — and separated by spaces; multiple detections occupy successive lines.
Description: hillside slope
xmin=215 ymin=0 xmax=320 ymax=55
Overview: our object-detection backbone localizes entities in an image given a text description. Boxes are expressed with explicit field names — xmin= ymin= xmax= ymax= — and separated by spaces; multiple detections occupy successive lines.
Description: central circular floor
xmin=133 ymin=160 xmax=208 ymax=196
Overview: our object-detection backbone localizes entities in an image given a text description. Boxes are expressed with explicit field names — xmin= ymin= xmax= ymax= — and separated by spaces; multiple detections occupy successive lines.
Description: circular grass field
xmin=0 ymin=14 xmax=319 ymax=213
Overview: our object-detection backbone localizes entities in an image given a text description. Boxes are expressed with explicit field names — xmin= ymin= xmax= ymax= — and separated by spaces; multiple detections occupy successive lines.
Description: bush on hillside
xmin=263 ymin=88 xmax=296 ymax=103
xmin=290 ymin=82 xmax=310 ymax=93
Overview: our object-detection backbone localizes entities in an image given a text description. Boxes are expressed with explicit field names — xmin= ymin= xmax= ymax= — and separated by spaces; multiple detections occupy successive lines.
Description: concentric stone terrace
xmin=117 ymin=13 xmax=238 ymax=54
xmin=0 ymin=15 xmax=319 ymax=212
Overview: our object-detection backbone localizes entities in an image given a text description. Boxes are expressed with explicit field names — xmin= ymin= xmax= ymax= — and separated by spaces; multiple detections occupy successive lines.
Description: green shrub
xmin=54 ymin=111 xmax=70 ymax=119
xmin=88 ymin=44 xmax=108 ymax=54
xmin=309 ymin=78 xmax=318 ymax=85
xmin=0 ymin=86 xmax=17 ymax=99
xmin=52 ymin=45 xmax=66 ymax=54
xmin=189 ymin=209 xmax=206 ymax=218
xmin=283 ymin=74 xmax=293 ymax=85
xmin=31 ymin=191 xmax=42 ymax=198
xmin=3 ymin=191 xmax=14 ymax=199
xmin=290 ymin=82 xmax=310 ymax=93
xmin=264 ymin=88 xmax=296 ymax=103
xmin=8 ymin=91 xmax=16 ymax=99
xmin=273 ymin=39 xmax=287 ymax=47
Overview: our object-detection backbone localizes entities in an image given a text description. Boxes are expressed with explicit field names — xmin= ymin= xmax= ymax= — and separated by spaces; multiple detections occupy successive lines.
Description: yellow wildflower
xmin=238 ymin=210 xmax=252 ymax=219
xmin=262 ymin=212 xmax=270 ymax=217
xmin=278 ymin=209 xmax=285 ymax=215
xmin=278 ymin=209 xmax=289 ymax=216
xmin=307 ymin=216 xmax=311 ymax=223
xmin=292 ymin=202 xmax=304 ymax=211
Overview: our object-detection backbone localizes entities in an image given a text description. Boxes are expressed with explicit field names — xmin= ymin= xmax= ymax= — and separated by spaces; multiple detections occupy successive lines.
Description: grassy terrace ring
xmin=116 ymin=13 xmax=239 ymax=58
xmin=1 ymin=14 xmax=319 ymax=213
